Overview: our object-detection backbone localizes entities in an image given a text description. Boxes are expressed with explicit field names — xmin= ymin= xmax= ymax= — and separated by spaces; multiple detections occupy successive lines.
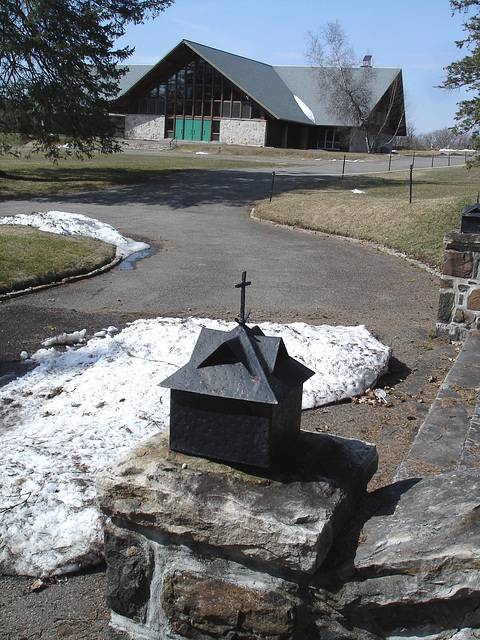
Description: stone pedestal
xmin=96 ymin=430 xmax=378 ymax=640
xmin=436 ymin=230 xmax=480 ymax=340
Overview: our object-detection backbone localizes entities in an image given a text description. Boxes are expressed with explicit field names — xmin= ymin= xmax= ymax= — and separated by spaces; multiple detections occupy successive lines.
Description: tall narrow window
xmin=252 ymin=104 xmax=261 ymax=119
xmin=167 ymin=80 xmax=175 ymax=115
xmin=222 ymin=101 xmax=231 ymax=118
xmin=148 ymin=88 xmax=157 ymax=114
xmin=195 ymin=59 xmax=204 ymax=84
xmin=186 ymin=61 xmax=194 ymax=85
xmin=212 ymin=120 xmax=220 ymax=141
xmin=158 ymin=83 xmax=166 ymax=115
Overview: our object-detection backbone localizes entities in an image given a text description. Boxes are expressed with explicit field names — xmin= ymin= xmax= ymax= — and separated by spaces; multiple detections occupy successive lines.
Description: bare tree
xmin=306 ymin=21 xmax=405 ymax=152
xmin=432 ymin=127 xmax=458 ymax=148
xmin=399 ymin=127 xmax=472 ymax=150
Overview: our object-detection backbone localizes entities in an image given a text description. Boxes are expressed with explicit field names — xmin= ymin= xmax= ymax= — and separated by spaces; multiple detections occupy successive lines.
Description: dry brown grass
xmin=254 ymin=168 xmax=478 ymax=269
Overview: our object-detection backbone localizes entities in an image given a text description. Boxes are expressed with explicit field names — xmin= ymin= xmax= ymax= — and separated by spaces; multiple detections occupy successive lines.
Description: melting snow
xmin=0 ymin=211 xmax=149 ymax=258
xmin=294 ymin=95 xmax=316 ymax=123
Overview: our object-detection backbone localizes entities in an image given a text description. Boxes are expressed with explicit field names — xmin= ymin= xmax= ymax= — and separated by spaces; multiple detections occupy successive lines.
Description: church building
xmin=112 ymin=39 xmax=406 ymax=152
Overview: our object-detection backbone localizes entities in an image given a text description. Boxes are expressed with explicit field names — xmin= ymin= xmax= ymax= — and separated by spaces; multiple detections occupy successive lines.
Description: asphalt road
xmin=0 ymin=155 xmax=443 ymax=372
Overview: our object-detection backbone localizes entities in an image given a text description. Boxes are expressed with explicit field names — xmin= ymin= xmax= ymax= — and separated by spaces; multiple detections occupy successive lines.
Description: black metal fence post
xmin=409 ymin=163 xmax=413 ymax=204
xmin=269 ymin=171 xmax=275 ymax=202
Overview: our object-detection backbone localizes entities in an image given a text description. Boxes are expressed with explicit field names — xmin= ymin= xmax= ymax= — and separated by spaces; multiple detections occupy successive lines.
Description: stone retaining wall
xmin=97 ymin=432 xmax=379 ymax=640
xmin=97 ymin=431 xmax=480 ymax=640
xmin=436 ymin=230 xmax=480 ymax=340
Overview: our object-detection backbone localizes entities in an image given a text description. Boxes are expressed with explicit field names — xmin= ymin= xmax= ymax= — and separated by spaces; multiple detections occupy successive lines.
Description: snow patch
xmin=0 ymin=211 xmax=149 ymax=258
xmin=294 ymin=95 xmax=316 ymax=123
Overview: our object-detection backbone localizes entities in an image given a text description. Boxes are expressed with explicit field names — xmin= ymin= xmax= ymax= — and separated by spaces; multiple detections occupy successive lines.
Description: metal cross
xmin=235 ymin=271 xmax=251 ymax=325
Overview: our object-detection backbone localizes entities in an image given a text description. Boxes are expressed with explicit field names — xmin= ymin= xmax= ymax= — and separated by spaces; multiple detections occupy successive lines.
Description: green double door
xmin=175 ymin=118 xmax=211 ymax=141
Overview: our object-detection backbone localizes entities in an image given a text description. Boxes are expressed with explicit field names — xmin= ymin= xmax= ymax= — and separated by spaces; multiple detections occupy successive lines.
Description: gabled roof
xmin=116 ymin=39 xmax=403 ymax=128
xmin=160 ymin=323 xmax=314 ymax=404
xmin=117 ymin=64 xmax=154 ymax=96
xmin=184 ymin=41 xmax=313 ymax=125
xmin=275 ymin=65 xmax=402 ymax=128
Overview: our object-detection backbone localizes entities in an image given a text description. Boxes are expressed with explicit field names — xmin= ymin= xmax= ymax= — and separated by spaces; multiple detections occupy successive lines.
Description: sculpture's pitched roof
xmin=115 ymin=39 xmax=404 ymax=128
xmin=160 ymin=323 xmax=314 ymax=404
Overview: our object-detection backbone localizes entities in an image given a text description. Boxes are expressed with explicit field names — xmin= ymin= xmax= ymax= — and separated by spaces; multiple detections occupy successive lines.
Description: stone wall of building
xmin=124 ymin=114 xmax=166 ymax=140
xmin=122 ymin=115 xmax=266 ymax=146
xmin=436 ymin=231 xmax=480 ymax=340
xmin=220 ymin=119 xmax=267 ymax=147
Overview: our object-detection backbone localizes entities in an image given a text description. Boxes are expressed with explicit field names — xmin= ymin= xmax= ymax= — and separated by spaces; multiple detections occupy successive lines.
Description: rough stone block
xmin=351 ymin=471 xmax=480 ymax=582
xmin=104 ymin=522 xmax=154 ymax=623
xmin=468 ymin=289 xmax=480 ymax=311
xmin=444 ymin=230 xmax=480 ymax=253
xmin=437 ymin=290 xmax=455 ymax=323
xmin=443 ymin=251 xmax=473 ymax=278
xmin=465 ymin=310 xmax=476 ymax=324
xmin=97 ymin=431 xmax=377 ymax=574
xmin=335 ymin=471 xmax=480 ymax=636
xmin=162 ymin=572 xmax=299 ymax=640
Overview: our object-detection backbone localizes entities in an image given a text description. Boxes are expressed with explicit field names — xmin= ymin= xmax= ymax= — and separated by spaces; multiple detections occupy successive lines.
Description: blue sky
xmin=117 ymin=0 xmax=470 ymax=134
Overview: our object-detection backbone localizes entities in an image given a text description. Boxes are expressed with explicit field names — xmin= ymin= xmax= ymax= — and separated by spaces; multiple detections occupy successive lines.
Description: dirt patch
xmin=301 ymin=339 xmax=457 ymax=491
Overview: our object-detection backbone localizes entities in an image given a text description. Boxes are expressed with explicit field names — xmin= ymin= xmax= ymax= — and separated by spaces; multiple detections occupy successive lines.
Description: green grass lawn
xmin=254 ymin=165 xmax=480 ymax=269
xmin=0 ymin=225 xmax=116 ymax=294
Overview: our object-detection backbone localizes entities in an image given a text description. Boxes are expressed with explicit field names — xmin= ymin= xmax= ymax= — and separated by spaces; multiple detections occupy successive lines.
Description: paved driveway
xmin=0 ymin=159 xmax=441 ymax=368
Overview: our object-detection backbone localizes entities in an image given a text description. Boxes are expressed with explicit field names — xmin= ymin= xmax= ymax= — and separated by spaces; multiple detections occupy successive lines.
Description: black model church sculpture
xmin=160 ymin=272 xmax=315 ymax=468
